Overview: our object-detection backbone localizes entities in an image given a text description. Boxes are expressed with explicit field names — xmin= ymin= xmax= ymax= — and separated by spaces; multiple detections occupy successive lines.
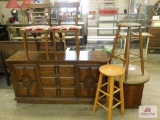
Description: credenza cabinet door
xmin=10 ymin=64 xmax=41 ymax=97
xmin=77 ymin=64 xmax=101 ymax=97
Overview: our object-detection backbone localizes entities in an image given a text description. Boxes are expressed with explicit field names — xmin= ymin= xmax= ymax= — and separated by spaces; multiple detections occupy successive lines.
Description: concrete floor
xmin=0 ymin=52 xmax=160 ymax=120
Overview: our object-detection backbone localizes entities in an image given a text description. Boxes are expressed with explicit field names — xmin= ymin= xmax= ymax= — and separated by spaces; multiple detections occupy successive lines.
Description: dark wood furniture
xmin=0 ymin=41 xmax=54 ymax=86
xmin=147 ymin=1 xmax=160 ymax=51
xmin=147 ymin=26 xmax=160 ymax=51
xmin=6 ymin=51 xmax=108 ymax=104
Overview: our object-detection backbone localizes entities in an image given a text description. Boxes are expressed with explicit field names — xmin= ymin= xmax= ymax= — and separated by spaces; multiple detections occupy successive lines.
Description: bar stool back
xmin=93 ymin=64 xmax=125 ymax=120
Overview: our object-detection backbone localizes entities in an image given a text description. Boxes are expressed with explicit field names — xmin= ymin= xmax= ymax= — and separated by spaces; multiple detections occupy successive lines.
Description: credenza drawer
xmin=41 ymin=77 xmax=75 ymax=86
xmin=42 ymin=87 xmax=75 ymax=97
xmin=39 ymin=65 xmax=75 ymax=77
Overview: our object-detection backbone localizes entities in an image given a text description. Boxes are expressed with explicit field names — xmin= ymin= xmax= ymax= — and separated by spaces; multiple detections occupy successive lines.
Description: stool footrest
xmin=130 ymin=59 xmax=141 ymax=63
xmin=97 ymin=102 xmax=108 ymax=111
xmin=98 ymin=94 xmax=106 ymax=99
xmin=130 ymin=52 xmax=140 ymax=57
xmin=100 ymin=90 xmax=109 ymax=96
xmin=101 ymin=82 xmax=108 ymax=87
xmin=113 ymin=101 xmax=121 ymax=109
xmin=113 ymin=54 xmax=126 ymax=61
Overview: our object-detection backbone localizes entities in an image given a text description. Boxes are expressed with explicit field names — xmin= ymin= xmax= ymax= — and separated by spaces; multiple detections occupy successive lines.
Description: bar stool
xmin=109 ymin=23 xmax=144 ymax=80
xmin=93 ymin=64 xmax=125 ymax=120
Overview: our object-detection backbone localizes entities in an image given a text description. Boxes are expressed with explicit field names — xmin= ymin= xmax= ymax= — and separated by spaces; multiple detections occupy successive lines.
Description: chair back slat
xmin=26 ymin=2 xmax=51 ymax=26
xmin=54 ymin=2 xmax=80 ymax=25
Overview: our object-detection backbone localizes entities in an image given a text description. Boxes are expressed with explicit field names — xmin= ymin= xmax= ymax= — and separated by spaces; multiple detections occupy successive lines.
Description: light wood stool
xmin=109 ymin=23 xmax=144 ymax=81
xmin=93 ymin=64 xmax=125 ymax=120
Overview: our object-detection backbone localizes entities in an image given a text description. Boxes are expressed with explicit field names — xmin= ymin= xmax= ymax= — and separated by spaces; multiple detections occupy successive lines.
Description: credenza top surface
xmin=6 ymin=51 xmax=108 ymax=64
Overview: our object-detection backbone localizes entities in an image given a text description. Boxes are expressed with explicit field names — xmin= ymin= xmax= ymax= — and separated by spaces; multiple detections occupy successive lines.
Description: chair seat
xmin=21 ymin=25 xmax=51 ymax=33
xmin=51 ymin=25 xmax=79 ymax=30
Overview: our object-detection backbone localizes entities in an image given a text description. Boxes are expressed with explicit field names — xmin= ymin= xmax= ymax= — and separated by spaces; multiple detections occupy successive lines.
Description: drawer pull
xmin=54 ymin=66 xmax=59 ymax=74
xmin=56 ymin=89 xmax=61 ymax=96
xmin=56 ymin=78 xmax=60 ymax=85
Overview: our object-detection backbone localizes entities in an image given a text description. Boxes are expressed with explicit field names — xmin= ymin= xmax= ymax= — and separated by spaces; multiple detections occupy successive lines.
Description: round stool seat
xmin=99 ymin=64 xmax=124 ymax=77
xmin=119 ymin=23 xmax=141 ymax=27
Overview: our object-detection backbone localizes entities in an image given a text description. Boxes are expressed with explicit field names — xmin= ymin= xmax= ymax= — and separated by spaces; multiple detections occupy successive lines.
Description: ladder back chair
xmin=21 ymin=2 xmax=52 ymax=60
xmin=51 ymin=2 xmax=81 ymax=54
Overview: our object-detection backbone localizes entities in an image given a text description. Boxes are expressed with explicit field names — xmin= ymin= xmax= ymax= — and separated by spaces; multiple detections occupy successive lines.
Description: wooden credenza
xmin=6 ymin=51 xmax=108 ymax=104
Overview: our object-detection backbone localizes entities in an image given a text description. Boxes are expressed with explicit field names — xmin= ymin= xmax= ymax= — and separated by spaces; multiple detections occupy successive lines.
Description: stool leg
xmin=138 ymin=27 xmax=144 ymax=75
xmin=119 ymin=75 xmax=124 ymax=115
xmin=22 ymin=31 xmax=29 ymax=60
xmin=93 ymin=73 xmax=103 ymax=112
xmin=109 ymin=26 xmax=120 ymax=64
xmin=45 ymin=33 xmax=49 ymax=60
xmin=106 ymin=77 xmax=110 ymax=104
xmin=124 ymin=27 xmax=131 ymax=80
xmin=108 ymin=76 xmax=114 ymax=120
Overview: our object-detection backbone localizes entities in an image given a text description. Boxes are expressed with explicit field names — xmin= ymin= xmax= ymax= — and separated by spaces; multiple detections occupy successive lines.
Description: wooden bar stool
xmin=109 ymin=23 xmax=144 ymax=80
xmin=93 ymin=64 xmax=125 ymax=120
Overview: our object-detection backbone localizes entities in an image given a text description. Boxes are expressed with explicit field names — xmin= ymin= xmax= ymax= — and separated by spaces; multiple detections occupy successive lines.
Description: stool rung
xmin=98 ymin=94 xmax=106 ymax=99
xmin=130 ymin=52 xmax=140 ymax=57
xmin=97 ymin=101 xmax=108 ymax=111
xmin=101 ymin=82 xmax=108 ymax=87
xmin=100 ymin=90 xmax=109 ymax=96
xmin=113 ymin=97 xmax=120 ymax=102
xmin=113 ymin=88 xmax=120 ymax=94
xmin=113 ymin=101 xmax=121 ymax=109
xmin=130 ymin=59 xmax=141 ymax=63
xmin=113 ymin=54 xmax=126 ymax=61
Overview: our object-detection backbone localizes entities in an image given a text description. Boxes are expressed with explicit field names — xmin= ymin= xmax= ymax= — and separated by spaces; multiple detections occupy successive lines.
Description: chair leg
xmin=93 ymin=73 xmax=103 ymax=112
xmin=22 ymin=31 xmax=29 ymax=60
xmin=53 ymin=32 xmax=56 ymax=52
xmin=75 ymin=31 xmax=79 ymax=54
xmin=45 ymin=33 xmax=49 ymax=60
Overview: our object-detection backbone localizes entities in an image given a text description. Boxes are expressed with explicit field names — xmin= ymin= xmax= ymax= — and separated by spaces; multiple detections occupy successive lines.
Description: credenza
xmin=6 ymin=51 xmax=108 ymax=104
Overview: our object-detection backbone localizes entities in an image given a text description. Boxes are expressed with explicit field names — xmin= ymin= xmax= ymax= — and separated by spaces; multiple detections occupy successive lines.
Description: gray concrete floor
xmin=0 ymin=52 xmax=160 ymax=120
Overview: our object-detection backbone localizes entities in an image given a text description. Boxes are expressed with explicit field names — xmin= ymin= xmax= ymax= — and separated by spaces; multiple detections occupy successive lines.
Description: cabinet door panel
xmin=77 ymin=65 xmax=101 ymax=97
xmin=11 ymin=64 xmax=40 ymax=97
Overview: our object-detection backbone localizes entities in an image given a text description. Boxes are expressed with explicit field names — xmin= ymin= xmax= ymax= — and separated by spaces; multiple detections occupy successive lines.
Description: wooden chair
xmin=21 ymin=2 xmax=52 ymax=60
xmin=51 ymin=2 xmax=81 ymax=54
